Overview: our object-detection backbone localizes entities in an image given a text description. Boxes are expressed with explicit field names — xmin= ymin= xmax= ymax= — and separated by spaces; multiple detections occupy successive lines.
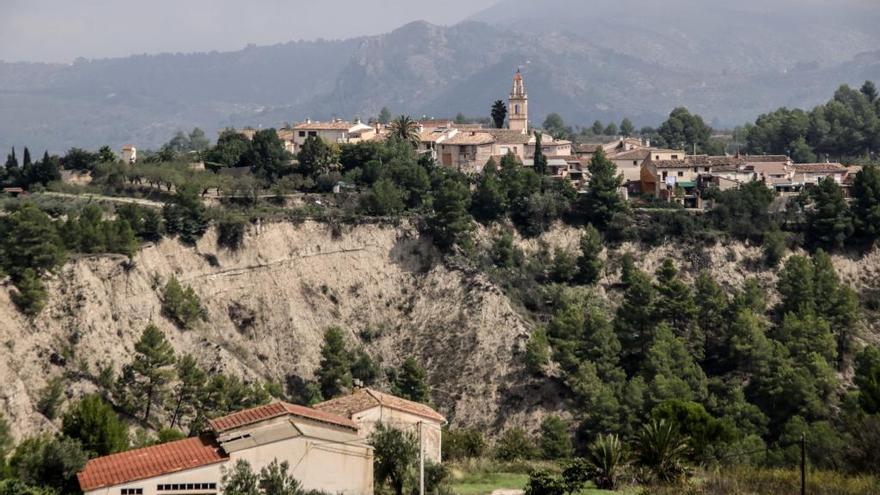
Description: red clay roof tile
xmin=314 ymin=388 xmax=446 ymax=424
xmin=208 ymin=402 xmax=358 ymax=433
xmin=77 ymin=436 xmax=227 ymax=492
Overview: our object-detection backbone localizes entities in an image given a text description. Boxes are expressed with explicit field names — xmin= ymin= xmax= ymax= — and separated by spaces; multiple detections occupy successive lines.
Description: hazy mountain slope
xmin=470 ymin=0 xmax=880 ymax=73
xmin=1 ymin=16 xmax=879 ymax=153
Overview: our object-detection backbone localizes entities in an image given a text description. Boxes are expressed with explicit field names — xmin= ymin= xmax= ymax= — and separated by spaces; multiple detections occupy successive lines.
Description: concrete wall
xmin=352 ymin=406 xmax=443 ymax=463
xmin=85 ymin=462 xmax=224 ymax=495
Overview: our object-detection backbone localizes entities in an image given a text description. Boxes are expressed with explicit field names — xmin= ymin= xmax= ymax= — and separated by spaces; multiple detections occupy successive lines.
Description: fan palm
xmin=635 ymin=419 xmax=690 ymax=483
xmin=389 ymin=115 xmax=420 ymax=146
xmin=586 ymin=434 xmax=627 ymax=490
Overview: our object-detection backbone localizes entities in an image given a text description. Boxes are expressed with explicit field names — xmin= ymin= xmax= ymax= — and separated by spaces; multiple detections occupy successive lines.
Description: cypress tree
xmin=533 ymin=132 xmax=547 ymax=177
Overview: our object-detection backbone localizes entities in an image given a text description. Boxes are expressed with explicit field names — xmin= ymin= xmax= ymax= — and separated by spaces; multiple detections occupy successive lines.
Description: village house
xmin=314 ymin=388 xmax=447 ymax=463
xmin=791 ymin=162 xmax=848 ymax=187
xmin=291 ymin=119 xmax=376 ymax=153
xmin=77 ymin=402 xmax=374 ymax=495
xmin=122 ymin=145 xmax=137 ymax=164
xmin=642 ymin=159 xmax=703 ymax=207
xmin=436 ymin=131 xmax=497 ymax=172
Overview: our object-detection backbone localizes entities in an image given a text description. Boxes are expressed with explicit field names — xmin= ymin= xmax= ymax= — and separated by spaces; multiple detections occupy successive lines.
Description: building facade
xmin=78 ymin=402 xmax=374 ymax=495
xmin=508 ymin=69 xmax=528 ymax=133
xmin=314 ymin=388 xmax=447 ymax=463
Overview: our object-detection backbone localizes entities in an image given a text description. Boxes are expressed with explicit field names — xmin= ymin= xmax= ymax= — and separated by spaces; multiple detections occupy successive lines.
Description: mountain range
xmin=1 ymin=0 xmax=879 ymax=153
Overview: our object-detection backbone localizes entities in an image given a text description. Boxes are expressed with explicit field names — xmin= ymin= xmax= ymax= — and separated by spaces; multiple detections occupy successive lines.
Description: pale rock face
xmin=3 ymin=220 xmax=879 ymax=441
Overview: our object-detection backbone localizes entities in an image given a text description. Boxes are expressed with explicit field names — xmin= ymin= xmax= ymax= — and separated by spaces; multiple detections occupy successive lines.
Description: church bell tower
xmin=508 ymin=69 xmax=528 ymax=133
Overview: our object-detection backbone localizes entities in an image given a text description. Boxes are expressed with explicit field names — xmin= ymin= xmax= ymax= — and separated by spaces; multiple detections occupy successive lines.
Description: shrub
xmin=524 ymin=469 xmax=565 ymax=495
xmin=217 ymin=216 xmax=247 ymax=250
xmin=161 ymin=276 xmax=205 ymax=330
xmin=495 ymin=427 xmax=538 ymax=461
xmin=11 ymin=269 xmax=48 ymax=316
xmin=539 ymin=416 xmax=573 ymax=459
xmin=525 ymin=328 xmax=550 ymax=375
xmin=35 ymin=378 xmax=65 ymax=420
xmin=442 ymin=427 xmax=487 ymax=461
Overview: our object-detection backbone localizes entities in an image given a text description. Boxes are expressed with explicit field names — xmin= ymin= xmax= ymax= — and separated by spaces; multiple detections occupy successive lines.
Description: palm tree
xmin=634 ymin=419 xmax=690 ymax=483
xmin=586 ymin=434 xmax=627 ymax=490
xmin=389 ymin=115 xmax=420 ymax=146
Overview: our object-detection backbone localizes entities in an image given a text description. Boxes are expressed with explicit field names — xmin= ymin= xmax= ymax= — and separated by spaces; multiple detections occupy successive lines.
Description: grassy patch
xmin=449 ymin=472 xmax=529 ymax=495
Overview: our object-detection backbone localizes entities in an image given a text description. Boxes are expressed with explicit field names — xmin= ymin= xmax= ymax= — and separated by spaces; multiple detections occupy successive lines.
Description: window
xmin=655 ymin=155 xmax=660 ymax=160
xmin=514 ymin=104 xmax=520 ymax=115
xmin=157 ymin=483 xmax=217 ymax=491
xmin=298 ymin=131 xmax=306 ymax=137
xmin=662 ymin=171 xmax=668 ymax=179
xmin=633 ymin=161 xmax=638 ymax=166
xmin=308 ymin=131 xmax=317 ymax=137
xmin=672 ymin=154 xmax=679 ymax=160
xmin=704 ymin=167 xmax=710 ymax=172
xmin=678 ymin=171 xmax=684 ymax=177
xmin=121 ymin=489 xmax=143 ymax=495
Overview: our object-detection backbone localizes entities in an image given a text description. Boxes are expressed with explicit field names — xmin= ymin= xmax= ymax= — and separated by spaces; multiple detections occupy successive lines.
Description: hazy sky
xmin=0 ymin=0 xmax=500 ymax=63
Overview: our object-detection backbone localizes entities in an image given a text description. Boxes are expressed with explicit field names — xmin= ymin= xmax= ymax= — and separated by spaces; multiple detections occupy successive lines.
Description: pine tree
xmin=491 ymin=100 xmax=507 ymax=129
xmin=1 ymin=202 xmax=66 ymax=280
xmin=861 ymin=80 xmax=878 ymax=103
xmin=581 ymin=306 xmax=624 ymax=383
xmin=576 ymin=224 xmax=604 ymax=285
xmin=851 ymin=165 xmax=880 ymax=243
xmin=471 ymin=159 xmax=508 ymax=222
xmin=428 ymin=175 xmax=473 ymax=251
xmin=643 ymin=324 xmax=708 ymax=405
xmin=61 ymin=394 xmax=129 ymax=457
xmin=539 ymin=416 xmax=572 ymax=459
xmin=776 ymin=255 xmax=816 ymax=317
xmin=378 ymin=107 xmax=392 ymax=125
xmin=116 ymin=324 xmax=176 ymax=424
xmin=392 ymin=357 xmax=430 ymax=403
xmin=11 ymin=268 xmax=48 ymax=316
xmin=316 ymin=327 xmax=352 ymax=399
xmin=855 ymin=345 xmax=880 ymax=414
xmin=620 ymin=119 xmax=635 ymax=137
xmin=580 ymin=149 xmax=625 ymax=230
xmin=694 ymin=272 xmax=730 ymax=371
xmin=614 ymin=269 xmax=657 ymax=373
xmin=168 ymin=354 xmax=207 ymax=430
xmin=654 ymin=259 xmax=703 ymax=360
xmin=806 ymin=177 xmax=853 ymax=250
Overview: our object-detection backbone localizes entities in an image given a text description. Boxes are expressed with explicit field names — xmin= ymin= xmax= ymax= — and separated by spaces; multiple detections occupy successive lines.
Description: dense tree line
xmin=746 ymin=81 xmax=880 ymax=162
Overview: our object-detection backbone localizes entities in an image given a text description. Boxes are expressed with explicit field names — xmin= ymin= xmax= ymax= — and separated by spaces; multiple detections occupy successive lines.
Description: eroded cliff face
xmin=0 ymin=221 xmax=541 ymax=441
xmin=2 ymin=221 xmax=879 ymax=441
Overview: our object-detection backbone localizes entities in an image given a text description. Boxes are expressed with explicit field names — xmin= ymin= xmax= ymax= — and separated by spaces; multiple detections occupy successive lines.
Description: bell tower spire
xmin=508 ymin=69 xmax=528 ymax=133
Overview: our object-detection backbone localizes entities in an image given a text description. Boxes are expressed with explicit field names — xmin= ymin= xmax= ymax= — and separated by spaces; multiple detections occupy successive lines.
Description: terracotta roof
xmin=314 ymin=388 xmax=446 ymax=424
xmin=793 ymin=163 xmax=847 ymax=173
xmin=442 ymin=133 xmax=495 ymax=146
xmin=293 ymin=121 xmax=356 ymax=131
xmin=209 ymin=402 xmax=358 ymax=433
xmin=480 ymin=129 xmax=531 ymax=144
xmin=745 ymin=155 xmax=790 ymax=163
xmin=652 ymin=159 xmax=692 ymax=169
xmin=576 ymin=143 xmax=603 ymax=153
xmin=77 ymin=436 xmax=227 ymax=491
xmin=610 ymin=149 xmax=652 ymax=160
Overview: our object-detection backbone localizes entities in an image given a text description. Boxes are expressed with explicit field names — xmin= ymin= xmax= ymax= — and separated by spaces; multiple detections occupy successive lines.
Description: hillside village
xmin=200 ymin=71 xmax=860 ymax=210
xmin=1 ymin=69 xmax=880 ymax=495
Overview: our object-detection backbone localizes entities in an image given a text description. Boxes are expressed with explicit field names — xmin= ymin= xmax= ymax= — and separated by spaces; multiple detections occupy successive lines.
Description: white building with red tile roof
xmin=314 ymin=388 xmax=446 ymax=463
xmin=77 ymin=401 xmax=373 ymax=495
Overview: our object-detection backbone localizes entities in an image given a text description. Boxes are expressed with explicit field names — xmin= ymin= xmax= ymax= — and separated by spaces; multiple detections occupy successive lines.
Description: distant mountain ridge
xmin=1 ymin=10 xmax=879 ymax=152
